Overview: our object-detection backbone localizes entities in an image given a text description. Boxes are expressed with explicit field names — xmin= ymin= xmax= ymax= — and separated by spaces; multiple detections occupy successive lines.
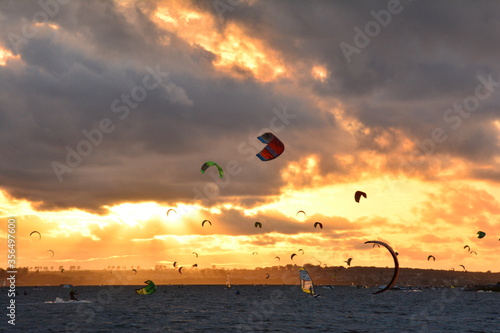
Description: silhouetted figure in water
xmin=24 ymin=291 xmax=27 ymax=296
xmin=69 ymin=289 xmax=78 ymax=301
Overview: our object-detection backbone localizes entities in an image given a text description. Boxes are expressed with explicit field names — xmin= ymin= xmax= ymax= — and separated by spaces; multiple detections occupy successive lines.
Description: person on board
xmin=69 ymin=289 xmax=78 ymax=301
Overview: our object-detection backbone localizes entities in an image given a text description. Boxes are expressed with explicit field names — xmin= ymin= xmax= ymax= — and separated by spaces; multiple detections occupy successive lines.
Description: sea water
xmin=1 ymin=285 xmax=498 ymax=332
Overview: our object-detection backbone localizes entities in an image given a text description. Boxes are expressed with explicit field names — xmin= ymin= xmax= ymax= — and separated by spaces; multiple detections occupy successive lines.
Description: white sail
xmin=299 ymin=267 xmax=315 ymax=295
xmin=226 ymin=273 xmax=231 ymax=288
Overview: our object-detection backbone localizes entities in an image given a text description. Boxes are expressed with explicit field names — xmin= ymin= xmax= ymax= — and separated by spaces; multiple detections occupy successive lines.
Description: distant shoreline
xmin=3 ymin=266 xmax=499 ymax=287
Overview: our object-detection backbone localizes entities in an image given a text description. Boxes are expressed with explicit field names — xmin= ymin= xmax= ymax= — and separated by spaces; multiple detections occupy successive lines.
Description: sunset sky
xmin=0 ymin=0 xmax=498 ymax=274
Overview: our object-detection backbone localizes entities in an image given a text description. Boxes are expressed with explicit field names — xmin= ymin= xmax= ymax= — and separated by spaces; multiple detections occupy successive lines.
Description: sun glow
xmin=0 ymin=48 xmax=18 ymax=66
xmin=311 ymin=65 xmax=328 ymax=82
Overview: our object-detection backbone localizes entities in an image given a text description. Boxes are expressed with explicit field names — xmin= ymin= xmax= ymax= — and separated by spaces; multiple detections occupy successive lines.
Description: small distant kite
xmin=61 ymin=269 xmax=64 ymax=273
xmin=291 ymin=253 xmax=297 ymax=260
xmin=254 ymin=222 xmax=262 ymax=228
xmin=355 ymin=191 xmax=367 ymax=203
xmin=464 ymin=245 xmax=470 ymax=252
xmin=298 ymin=249 xmax=304 ymax=255
xmin=132 ymin=269 xmax=138 ymax=275
xmin=373 ymin=243 xmax=381 ymax=248
xmin=275 ymin=256 xmax=280 ymax=261
xmin=201 ymin=161 xmax=224 ymax=178
xmin=178 ymin=267 xmax=183 ymax=274
xmin=459 ymin=265 xmax=466 ymax=271
xmin=47 ymin=250 xmax=55 ymax=258
xmin=344 ymin=258 xmax=352 ymax=266
xmin=202 ymin=220 xmax=212 ymax=227
xmin=252 ymin=252 xmax=258 ymax=255
xmin=265 ymin=273 xmax=270 ymax=279
xmin=314 ymin=222 xmax=323 ymax=229
xmin=470 ymin=251 xmax=477 ymax=255
xmin=192 ymin=264 xmax=198 ymax=267
xmin=256 ymin=132 xmax=285 ymax=161
xmin=477 ymin=231 xmax=486 ymax=239
xmin=173 ymin=262 xmax=177 ymax=268
xmin=296 ymin=210 xmax=306 ymax=217
xmin=166 ymin=208 xmax=176 ymax=216
xmin=192 ymin=252 xmax=198 ymax=258
xmin=30 ymin=231 xmax=41 ymax=240
xmin=427 ymin=255 xmax=436 ymax=261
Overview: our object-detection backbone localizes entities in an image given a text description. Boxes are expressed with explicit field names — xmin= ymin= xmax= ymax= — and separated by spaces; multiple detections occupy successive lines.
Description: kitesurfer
xmin=69 ymin=289 xmax=78 ymax=301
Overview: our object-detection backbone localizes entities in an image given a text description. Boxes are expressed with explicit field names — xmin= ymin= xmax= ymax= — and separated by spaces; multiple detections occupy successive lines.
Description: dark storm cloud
xmin=0 ymin=0 xmax=499 ymax=213
xmin=0 ymin=0 xmax=328 ymax=212
xmin=215 ymin=0 xmax=500 ymax=165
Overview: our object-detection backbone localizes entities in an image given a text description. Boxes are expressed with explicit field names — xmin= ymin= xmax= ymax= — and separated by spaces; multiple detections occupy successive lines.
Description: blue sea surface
xmin=2 ymin=285 xmax=499 ymax=332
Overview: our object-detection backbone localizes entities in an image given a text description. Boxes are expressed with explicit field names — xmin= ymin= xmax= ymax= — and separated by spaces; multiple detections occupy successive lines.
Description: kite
xmin=30 ymin=231 xmax=41 ymax=240
xmin=427 ymin=255 xmax=436 ymax=261
xmin=364 ymin=240 xmax=399 ymax=294
xmin=201 ymin=161 xmax=224 ymax=178
xmin=291 ymin=253 xmax=297 ymax=260
xmin=135 ymin=280 xmax=156 ymax=295
xmin=202 ymin=220 xmax=212 ymax=227
xmin=355 ymin=191 xmax=367 ymax=203
xmin=254 ymin=222 xmax=262 ymax=228
xmin=344 ymin=258 xmax=352 ymax=266
xmin=314 ymin=222 xmax=323 ymax=229
xmin=256 ymin=133 xmax=285 ymax=161
xmin=477 ymin=231 xmax=486 ymax=239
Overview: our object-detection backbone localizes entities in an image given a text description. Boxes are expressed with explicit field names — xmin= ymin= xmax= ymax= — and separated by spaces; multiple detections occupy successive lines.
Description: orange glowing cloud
xmin=0 ymin=48 xmax=18 ymax=66
xmin=153 ymin=3 xmax=288 ymax=81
